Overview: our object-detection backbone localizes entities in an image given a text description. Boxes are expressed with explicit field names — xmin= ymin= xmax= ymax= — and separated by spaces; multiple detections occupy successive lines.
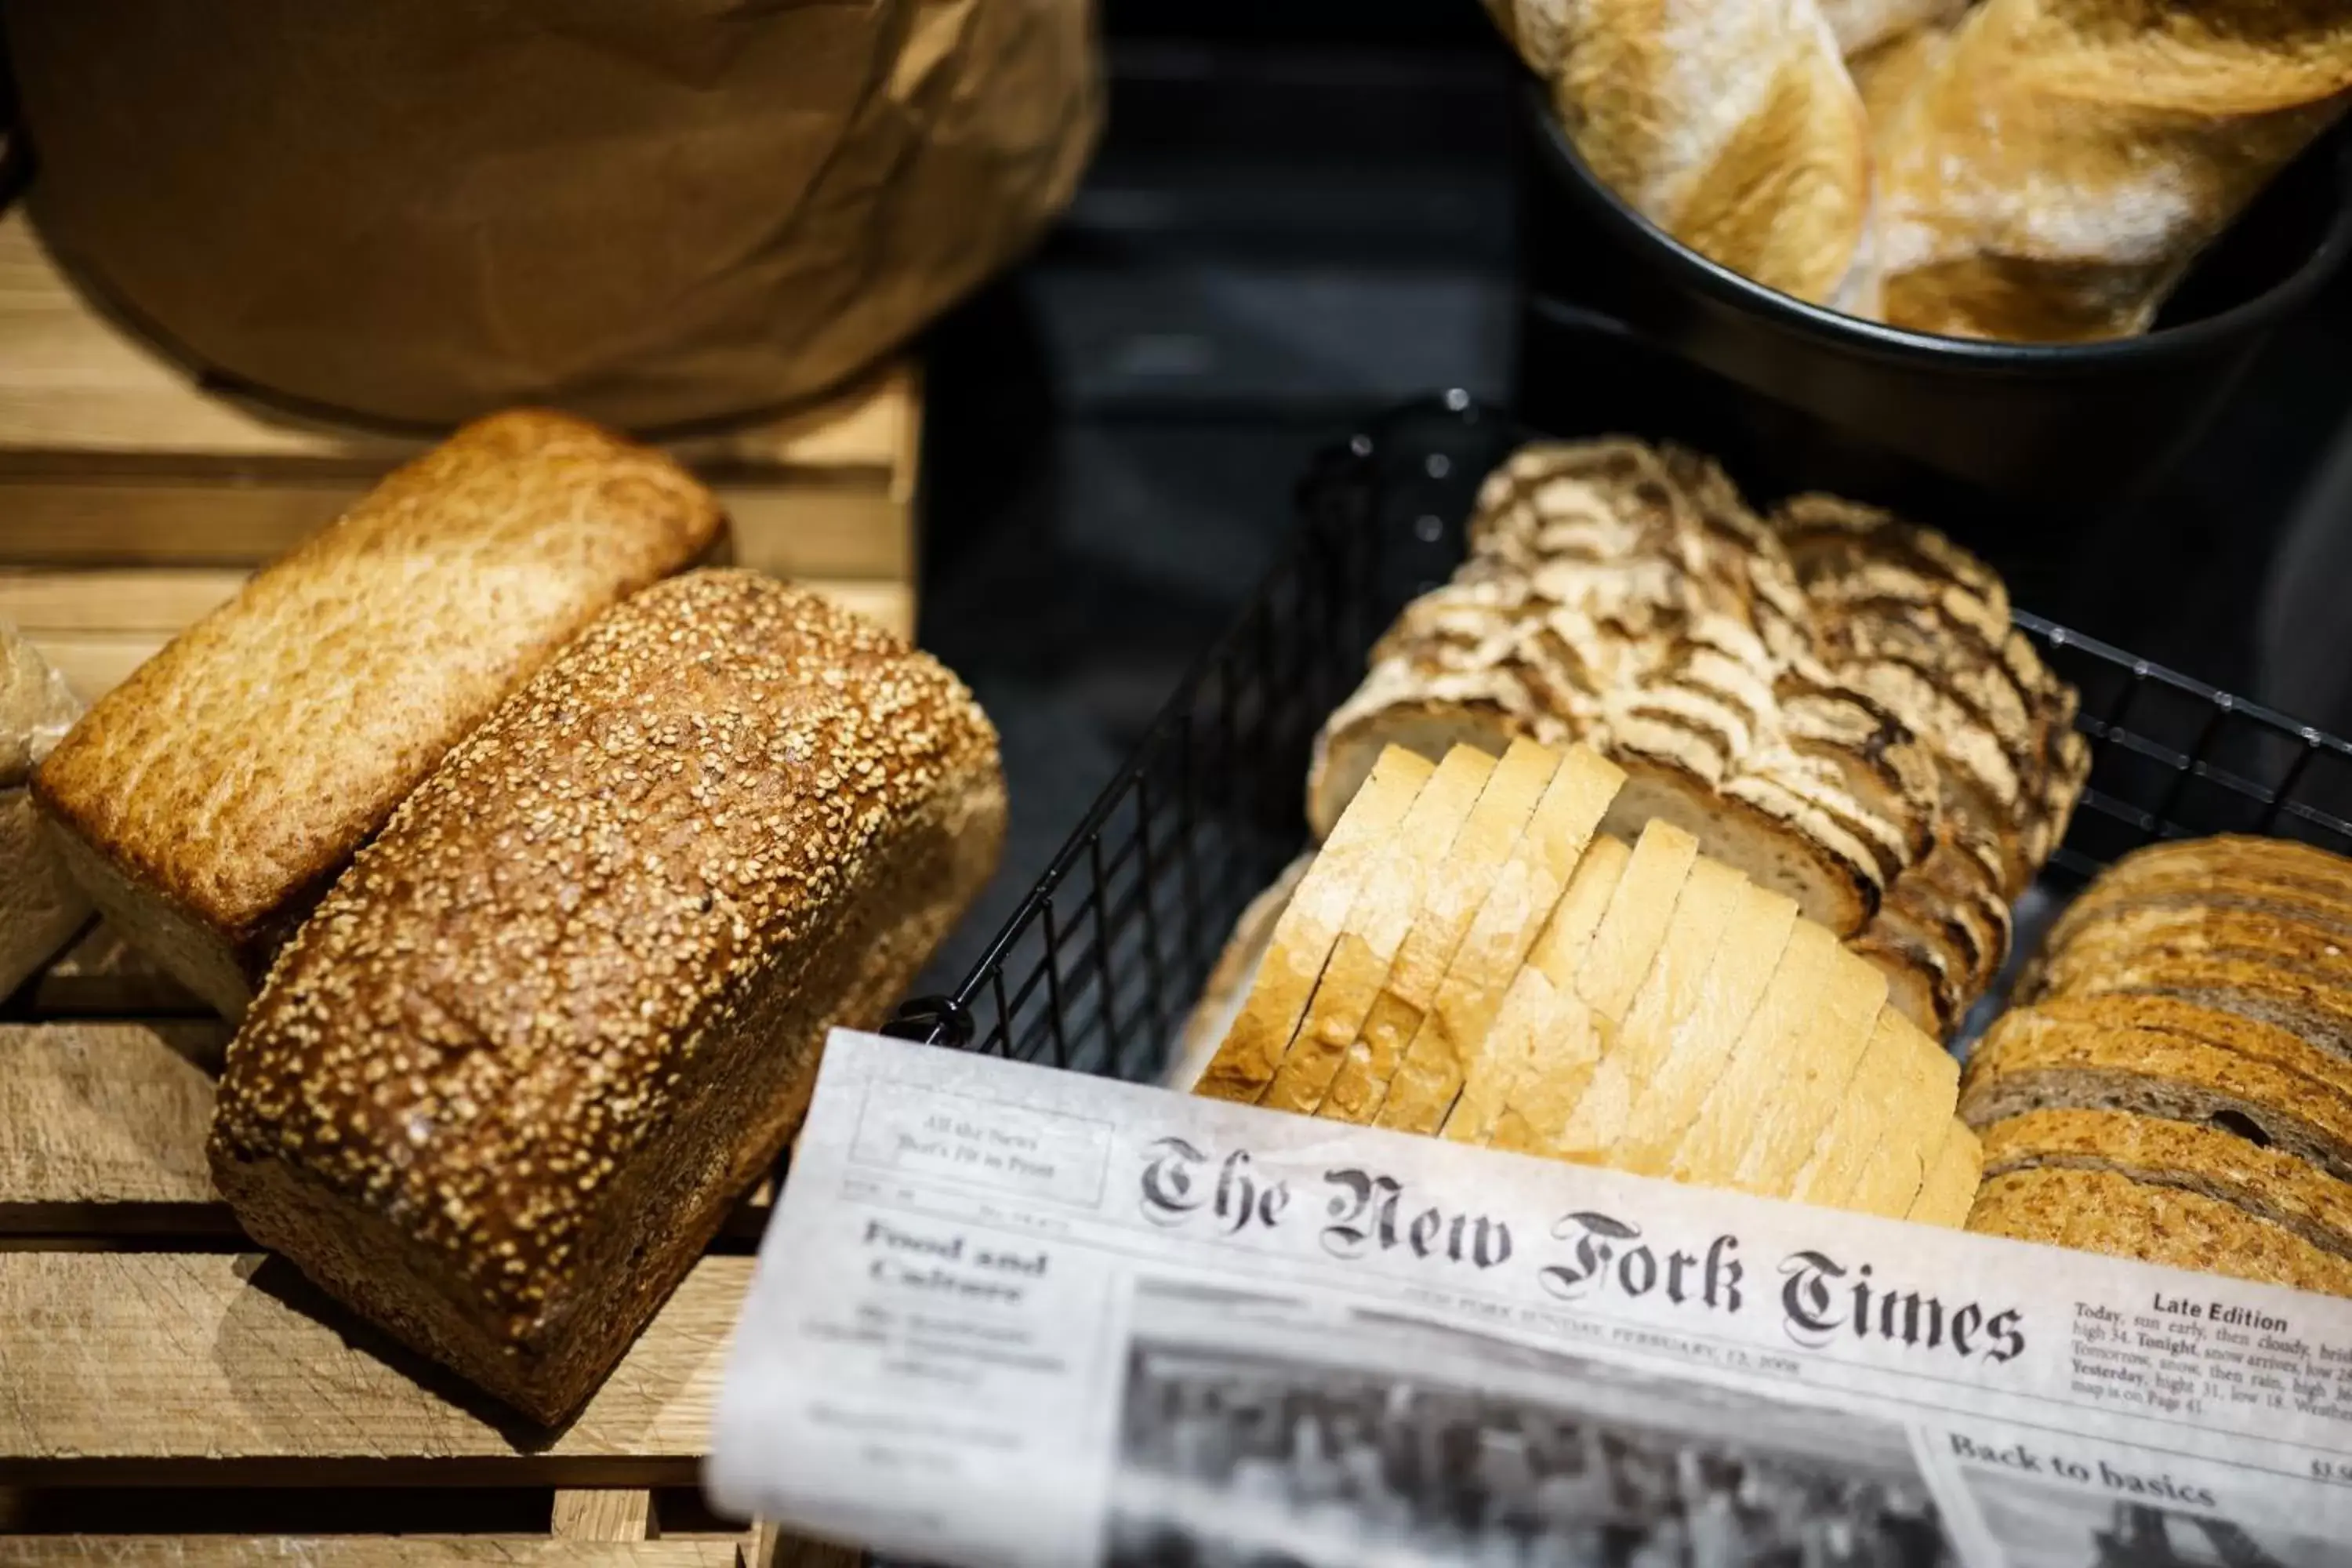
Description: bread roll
xmin=209 ymin=572 xmax=1005 ymax=1423
xmin=1869 ymin=0 xmax=2352 ymax=340
xmin=2 ymin=624 xmax=89 ymax=999
xmin=35 ymin=412 xmax=726 ymax=1020
xmin=1484 ymin=0 xmax=1871 ymax=303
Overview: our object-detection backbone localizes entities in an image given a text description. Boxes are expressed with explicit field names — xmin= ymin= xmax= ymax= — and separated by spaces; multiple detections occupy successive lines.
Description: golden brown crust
xmin=1967 ymin=1167 xmax=2352 ymax=1298
xmin=209 ymin=570 xmax=1004 ymax=1422
xmin=35 ymin=410 xmax=725 ymax=997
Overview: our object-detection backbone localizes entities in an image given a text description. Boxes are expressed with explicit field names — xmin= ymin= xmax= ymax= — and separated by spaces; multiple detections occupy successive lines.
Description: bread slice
xmin=1670 ymin=921 xmax=1849 ymax=1186
xmin=1904 ymin=1120 xmax=1984 ymax=1227
xmin=32 ymin=412 xmax=728 ymax=1021
xmin=2040 ymin=954 xmax=2352 ymax=1061
xmin=1854 ymin=922 xmax=1956 ymax=1040
xmin=1846 ymin=1030 xmax=1965 ymax=1218
xmin=2049 ymin=887 xmax=2352 ymax=956
xmin=1323 ymin=739 xmax=1555 ymax=1123
xmin=1436 ymin=746 xmax=1629 ymax=1142
xmin=1167 ymin=855 xmax=1313 ymax=1090
xmin=1788 ymin=1008 xmax=1936 ymax=1210
xmin=1728 ymin=945 xmax=1890 ymax=1196
xmin=1967 ymin=1168 xmax=2352 ymax=1299
xmin=1575 ymin=818 xmax=1704 ymax=1023
xmin=2035 ymin=906 xmax=2352 ymax=993
xmin=2000 ymin=992 xmax=2343 ymax=1080
xmin=1307 ymin=669 xmax=1542 ymax=842
xmin=1193 ymin=746 xmax=1436 ymax=1103
xmin=1961 ymin=1010 xmax=2352 ymax=1185
xmin=2090 ymin=835 xmax=2352 ymax=905
xmin=1484 ymin=835 xmax=1635 ymax=1154
xmin=1378 ymin=745 xmax=1614 ymax=1134
xmin=1550 ymin=855 xmax=1744 ymax=1163
xmin=1264 ymin=747 xmax=1496 ymax=1112
xmin=1611 ymin=880 xmax=1802 ymax=1175
xmin=1979 ymin=1109 xmax=2352 ymax=1265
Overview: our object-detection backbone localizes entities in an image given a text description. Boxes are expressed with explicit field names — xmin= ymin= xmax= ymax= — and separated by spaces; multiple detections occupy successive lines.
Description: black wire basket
xmin=886 ymin=395 xmax=2352 ymax=1085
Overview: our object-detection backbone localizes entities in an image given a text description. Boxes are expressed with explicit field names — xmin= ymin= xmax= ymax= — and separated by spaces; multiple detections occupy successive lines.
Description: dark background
xmin=909 ymin=2 xmax=2352 ymax=991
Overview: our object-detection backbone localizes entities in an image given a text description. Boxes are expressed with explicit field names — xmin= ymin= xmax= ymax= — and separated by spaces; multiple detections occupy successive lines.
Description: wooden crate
xmin=0 ymin=204 xmax=919 ymax=701
xmin=0 ymin=935 xmax=850 ymax=1566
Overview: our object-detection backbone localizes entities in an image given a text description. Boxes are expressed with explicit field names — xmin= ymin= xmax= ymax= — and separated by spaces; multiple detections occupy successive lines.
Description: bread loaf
xmin=1 ymin=624 xmax=89 ymax=999
xmin=35 ymin=412 xmax=727 ymax=1020
xmin=208 ymin=572 xmax=1005 ymax=1422
xmin=1969 ymin=1167 xmax=2352 ymax=1298
xmin=1867 ymin=0 xmax=2352 ymax=340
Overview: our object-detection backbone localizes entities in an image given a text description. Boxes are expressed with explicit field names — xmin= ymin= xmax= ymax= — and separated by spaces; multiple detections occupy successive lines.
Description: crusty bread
xmin=1969 ymin=1167 xmax=2352 ymax=1299
xmin=1321 ymin=740 xmax=1553 ymax=1123
xmin=1377 ymin=743 xmax=1589 ymax=1133
xmin=1962 ymin=1009 xmax=2352 ymax=1185
xmin=1439 ymin=745 xmax=1627 ymax=1142
xmin=2039 ymin=953 xmax=2352 ymax=1062
xmin=1979 ymin=1109 xmax=2352 ymax=1266
xmin=1166 ymin=855 xmax=1313 ymax=1091
xmin=1307 ymin=672 xmax=1544 ymax=843
xmin=1266 ymin=748 xmax=1495 ymax=1113
xmin=1904 ymin=1119 xmax=1983 ymax=1227
xmin=1729 ymin=947 xmax=1889 ymax=1196
xmin=209 ymin=572 xmax=1005 ymax=1423
xmin=1551 ymin=855 xmax=1743 ymax=1163
xmin=34 ymin=412 xmax=727 ymax=1021
xmin=1196 ymin=746 xmax=1435 ymax=1104
xmin=1611 ymin=878 xmax=1801 ymax=1174
xmin=2 ymin=624 xmax=89 ymax=1000
xmin=1867 ymin=0 xmax=2352 ymax=341
xmin=1484 ymin=835 xmax=1634 ymax=1153
xmin=2031 ymin=906 xmax=2352 ymax=993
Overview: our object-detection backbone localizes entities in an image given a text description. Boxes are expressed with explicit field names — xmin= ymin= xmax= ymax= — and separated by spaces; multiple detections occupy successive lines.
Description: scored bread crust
xmin=1166 ymin=855 xmax=1314 ymax=1091
xmin=1968 ymin=1168 xmax=2352 ymax=1299
xmin=1324 ymin=740 xmax=1555 ymax=1124
xmin=1978 ymin=1109 xmax=2352 ymax=1268
xmin=1610 ymin=879 xmax=1801 ymax=1175
xmin=33 ymin=412 xmax=727 ymax=1020
xmin=1484 ymin=835 xmax=1635 ymax=1153
xmin=208 ymin=572 xmax=1005 ymax=1424
xmin=1904 ymin=1120 xmax=1984 ymax=1228
xmin=1196 ymin=746 xmax=1436 ymax=1103
xmin=1439 ymin=746 xmax=1628 ymax=1142
xmin=1263 ymin=749 xmax=1497 ymax=1114
xmin=1550 ymin=855 xmax=1744 ymax=1163
xmin=1729 ymin=945 xmax=1889 ymax=1196
xmin=1961 ymin=1011 xmax=2352 ymax=1185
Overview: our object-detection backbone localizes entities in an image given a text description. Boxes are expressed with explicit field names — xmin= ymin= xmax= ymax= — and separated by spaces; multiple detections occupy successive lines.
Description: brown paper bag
xmin=4 ymin=0 xmax=1098 ymax=430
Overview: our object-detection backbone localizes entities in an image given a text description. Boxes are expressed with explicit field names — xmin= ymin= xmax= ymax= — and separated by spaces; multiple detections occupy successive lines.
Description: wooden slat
xmin=0 ymin=207 xmax=904 ymax=479
xmin=0 ymin=1024 xmax=229 ymax=1233
xmin=553 ymin=1489 xmax=655 ymax=1542
xmin=22 ymin=924 xmax=207 ymax=1018
xmin=0 ymin=1542 xmax=736 ymax=1566
xmin=0 ymin=1252 xmax=748 ymax=1480
xmin=25 ymin=581 xmax=913 ymax=700
xmin=0 ymin=569 xmax=247 ymax=633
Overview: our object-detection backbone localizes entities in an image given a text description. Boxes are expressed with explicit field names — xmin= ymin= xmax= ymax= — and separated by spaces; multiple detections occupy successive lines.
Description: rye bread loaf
xmin=35 ymin=412 xmax=727 ymax=1020
xmin=1968 ymin=1167 xmax=2352 ymax=1299
xmin=1 ymin=625 xmax=89 ymax=999
xmin=208 ymin=572 xmax=1005 ymax=1423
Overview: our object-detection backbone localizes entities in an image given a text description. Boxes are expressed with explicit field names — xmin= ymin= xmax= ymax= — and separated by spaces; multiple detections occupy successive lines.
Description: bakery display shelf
xmin=0 ymin=935 xmax=835 ymax=1563
xmin=884 ymin=394 xmax=2352 ymax=1087
xmin=0 ymin=205 xmax=920 ymax=702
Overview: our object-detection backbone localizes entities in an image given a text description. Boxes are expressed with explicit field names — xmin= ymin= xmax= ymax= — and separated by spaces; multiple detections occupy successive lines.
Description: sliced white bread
xmin=1575 ymin=818 xmax=1704 ymax=1023
xmin=1728 ymin=944 xmax=1890 ymax=1196
xmin=1193 ymin=746 xmax=1435 ymax=1103
xmin=1846 ymin=1029 xmax=1965 ymax=1219
xmin=1968 ymin=1167 xmax=2352 ymax=1298
xmin=1787 ymin=1008 xmax=1936 ymax=1210
xmin=1977 ymin=1109 xmax=2352 ymax=1266
xmin=1168 ymin=854 xmax=1314 ymax=1090
xmin=1610 ymin=878 xmax=1802 ymax=1176
xmin=1262 ymin=746 xmax=1497 ymax=1113
xmin=1323 ymin=737 xmax=1559 ymax=1123
xmin=1904 ymin=1120 xmax=1984 ymax=1228
xmin=1670 ymin=920 xmax=1850 ymax=1185
xmin=1437 ymin=746 xmax=1629 ymax=1142
xmin=1550 ymin=855 xmax=1746 ymax=1163
xmin=1484 ymin=835 xmax=1635 ymax=1154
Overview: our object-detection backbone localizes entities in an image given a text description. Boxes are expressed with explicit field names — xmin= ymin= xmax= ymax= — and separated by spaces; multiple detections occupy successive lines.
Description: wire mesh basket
xmin=886 ymin=394 xmax=2352 ymax=1084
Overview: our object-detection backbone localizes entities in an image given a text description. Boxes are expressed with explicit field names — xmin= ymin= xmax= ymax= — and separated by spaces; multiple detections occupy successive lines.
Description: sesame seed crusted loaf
xmin=207 ymin=570 xmax=1004 ymax=1424
xmin=34 ymin=410 xmax=726 ymax=1021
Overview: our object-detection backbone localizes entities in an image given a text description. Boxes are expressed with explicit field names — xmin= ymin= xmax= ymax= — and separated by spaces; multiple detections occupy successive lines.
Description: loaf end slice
xmin=34 ymin=411 xmax=726 ymax=1020
xmin=208 ymin=571 xmax=1004 ymax=1424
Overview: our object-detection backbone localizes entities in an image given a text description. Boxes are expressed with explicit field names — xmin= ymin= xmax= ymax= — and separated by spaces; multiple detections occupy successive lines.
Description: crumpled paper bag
xmin=5 ymin=0 xmax=1098 ymax=430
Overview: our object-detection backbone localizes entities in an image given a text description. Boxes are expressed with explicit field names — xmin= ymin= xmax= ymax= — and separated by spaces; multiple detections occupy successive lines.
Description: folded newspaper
xmin=710 ymin=1031 xmax=2352 ymax=1567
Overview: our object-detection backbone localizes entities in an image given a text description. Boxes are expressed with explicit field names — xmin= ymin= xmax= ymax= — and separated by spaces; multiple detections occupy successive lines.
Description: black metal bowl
xmin=1515 ymin=83 xmax=2352 ymax=512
